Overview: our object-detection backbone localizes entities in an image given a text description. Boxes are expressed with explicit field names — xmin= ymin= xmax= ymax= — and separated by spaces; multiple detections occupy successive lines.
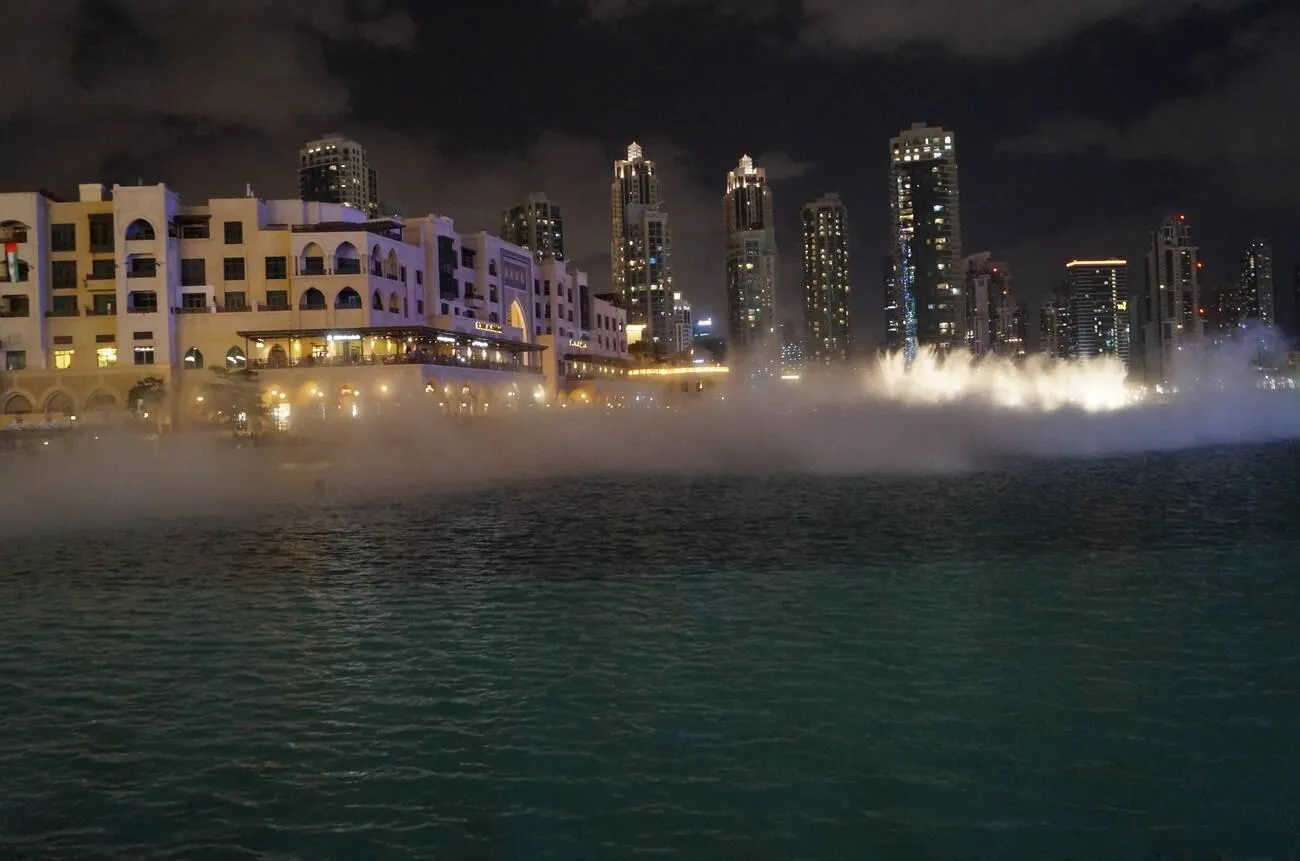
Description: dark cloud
xmin=572 ymin=0 xmax=1250 ymax=56
xmin=999 ymin=13 xmax=1300 ymax=199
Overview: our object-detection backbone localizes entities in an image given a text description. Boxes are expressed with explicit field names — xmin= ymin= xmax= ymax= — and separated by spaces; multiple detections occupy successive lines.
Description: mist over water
xmin=3 ymin=345 xmax=1298 ymax=537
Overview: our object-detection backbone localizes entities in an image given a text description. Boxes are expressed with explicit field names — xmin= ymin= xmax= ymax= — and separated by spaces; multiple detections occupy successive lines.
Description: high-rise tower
xmin=1065 ymin=259 xmax=1130 ymax=365
xmin=888 ymin=123 xmax=962 ymax=361
xmin=611 ymin=143 xmax=673 ymax=353
xmin=801 ymin=192 xmax=851 ymax=365
xmin=1135 ymin=215 xmax=1202 ymax=382
xmin=1238 ymin=239 xmax=1274 ymax=327
xmin=724 ymin=155 xmax=777 ymax=362
xmin=299 ymin=134 xmax=378 ymax=218
xmin=502 ymin=193 xmax=564 ymax=262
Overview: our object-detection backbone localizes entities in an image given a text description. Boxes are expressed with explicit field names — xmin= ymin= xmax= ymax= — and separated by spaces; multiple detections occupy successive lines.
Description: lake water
xmin=3 ymin=444 xmax=1298 ymax=859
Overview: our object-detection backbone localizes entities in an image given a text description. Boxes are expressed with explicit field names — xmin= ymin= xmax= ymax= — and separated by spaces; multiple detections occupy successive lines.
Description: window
xmin=133 ymin=346 xmax=155 ymax=366
xmin=51 ymin=260 xmax=77 ymax=289
xmin=51 ymin=295 xmax=77 ymax=316
xmin=490 ymin=287 xmax=498 ymax=303
xmin=96 ymin=346 xmax=118 ymax=368
xmin=224 ymin=291 xmax=247 ymax=310
xmin=417 ymin=299 xmax=424 ymax=315
xmin=91 ymin=295 xmax=115 ymax=315
xmin=180 ymin=221 xmax=210 ymax=239
xmin=133 ymin=331 xmax=153 ymax=340
xmin=265 ymin=290 xmax=288 ymax=309
xmin=52 ymin=335 xmax=72 ymax=346
xmin=88 ymin=214 xmax=114 ymax=252
xmin=89 ymin=259 xmax=115 ymax=280
xmin=265 ymin=256 xmax=287 ymax=280
xmin=181 ymin=258 xmax=206 ymax=286
xmin=5 ymin=351 xmax=26 ymax=370
xmin=223 ymin=257 xmax=246 ymax=281
xmin=223 ymin=221 xmax=243 ymax=244
xmin=2 ymin=295 xmax=30 ymax=317
xmin=127 ymin=256 xmax=157 ymax=278
xmin=416 ymin=270 xmax=423 ymax=286
xmin=50 ymin=223 xmax=76 ymax=252
xmin=128 ymin=292 xmax=157 ymax=312
xmin=401 ymin=265 xmax=407 ymax=282
xmin=181 ymin=292 xmax=207 ymax=310
xmin=53 ymin=349 xmax=73 ymax=369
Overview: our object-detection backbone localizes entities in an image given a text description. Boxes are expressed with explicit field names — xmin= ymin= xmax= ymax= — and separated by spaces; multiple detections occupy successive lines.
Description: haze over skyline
xmin=0 ymin=0 xmax=1296 ymax=344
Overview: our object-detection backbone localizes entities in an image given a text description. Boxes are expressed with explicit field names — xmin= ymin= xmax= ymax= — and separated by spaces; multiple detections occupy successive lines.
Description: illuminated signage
xmin=569 ymin=339 xmax=588 ymax=349
xmin=474 ymin=321 xmax=502 ymax=334
xmin=326 ymin=333 xmax=361 ymax=341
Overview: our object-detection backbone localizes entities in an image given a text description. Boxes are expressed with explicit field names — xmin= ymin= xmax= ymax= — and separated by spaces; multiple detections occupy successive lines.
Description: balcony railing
xmin=256 ymin=303 xmax=291 ymax=312
xmin=127 ymin=306 xmax=159 ymax=314
xmin=45 ymin=307 xmax=81 ymax=318
xmin=248 ymin=354 xmax=541 ymax=374
xmin=173 ymin=306 xmax=212 ymax=314
xmin=0 ymin=309 xmax=31 ymax=318
xmin=86 ymin=307 xmax=116 ymax=316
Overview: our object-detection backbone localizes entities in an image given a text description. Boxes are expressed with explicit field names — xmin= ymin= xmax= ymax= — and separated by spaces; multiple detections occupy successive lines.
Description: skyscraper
xmin=299 ymin=134 xmax=378 ymax=218
xmin=1066 ymin=259 xmax=1130 ymax=365
xmin=672 ymin=292 xmax=692 ymax=356
xmin=963 ymin=253 xmax=1011 ymax=357
xmin=888 ymin=123 xmax=963 ymax=361
xmin=1238 ymin=239 xmax=1274 ymax=327
xmin=801 ymin=193 xmax=851 ymax=365
xmin=723 ymin=155 xmax=777 ymax=361
xmin=1135 ymin=215 xmax=1202 ymax=383
xmin=502 ymin=193 xmax=564 ymax=261
xmin=611 ymin=143 xmax=674 ymax=353
xmin=1040 ymin=286 xmax=1073 ymax=359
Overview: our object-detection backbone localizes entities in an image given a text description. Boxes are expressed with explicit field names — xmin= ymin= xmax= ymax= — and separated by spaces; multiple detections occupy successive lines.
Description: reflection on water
xmin=3 ymin=444 xmax=1300 ymax=859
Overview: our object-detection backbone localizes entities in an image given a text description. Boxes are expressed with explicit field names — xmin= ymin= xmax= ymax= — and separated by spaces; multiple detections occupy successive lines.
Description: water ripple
xmin=3 ymin=445 xmax=1300 ymax=859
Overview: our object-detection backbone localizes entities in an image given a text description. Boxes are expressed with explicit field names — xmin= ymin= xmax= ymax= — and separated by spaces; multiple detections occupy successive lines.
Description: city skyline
xmin=0 ymin=2 xmax=1296 ymax=346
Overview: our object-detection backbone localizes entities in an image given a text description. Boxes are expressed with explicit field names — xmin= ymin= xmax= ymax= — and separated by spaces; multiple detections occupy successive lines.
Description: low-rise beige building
xmin=0 ymin=182 xmax=630 ymax=427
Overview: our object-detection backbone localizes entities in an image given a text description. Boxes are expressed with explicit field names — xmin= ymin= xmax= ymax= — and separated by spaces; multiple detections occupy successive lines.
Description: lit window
xmin=96 ymin=347 xmax=118 ymax=368
xmin=53 ymin=349 xmax=74 ymax=369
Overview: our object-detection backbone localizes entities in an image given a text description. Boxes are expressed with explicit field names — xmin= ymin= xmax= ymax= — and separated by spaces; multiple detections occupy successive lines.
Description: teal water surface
xmin=3 ymin=445 xmax=1299 ymax=859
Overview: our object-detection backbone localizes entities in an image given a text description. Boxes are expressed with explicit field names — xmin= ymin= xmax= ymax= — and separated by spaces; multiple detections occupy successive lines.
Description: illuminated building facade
xmin=801 ymin=192 xmax=850 ymax=365
xmin=1238 ymin=239 xmax=1274 ymax=327
xmin=299 ymin=134 xmax=378 ymax=219
xmin=1066 ymin=259 xmax=1130 ymax=365
xmin=535 ymin=258 xmax=628 ymax=404
xmin=724 ymin=155 xmax=777 ymax=364
xmin=672 ymin=292 xmax=692 ymax=356
xmin=1039 ymin=286 xmax=1073 ymax=359
xmin=611 ymin=143 xmax=674 ymax=354
xmin=963 ymin=253 xmax=1014 ymax=357
xmin=0 ymin=182 xmax=634 ymax=426
xmin=501 ymin=193 xmax=565 ymax=262
xmin=888 ymin=123 xmax=963 ymax=361
xmin=1135 ymin=215 xmax=1202 ymax=383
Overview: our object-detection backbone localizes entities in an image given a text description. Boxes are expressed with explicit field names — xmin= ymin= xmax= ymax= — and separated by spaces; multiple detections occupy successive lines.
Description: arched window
xmin=299 ymin=241 xmax=326 ymax=276
xmin=387 ymin=292 xmax=400 ymax=314
xmin=124 ymin=218 xmax=156 ymax=241
xmin=44 ymin=391 xmax=75 ymax=415
xmin=3 ymin=393 xmax=33 ymax=414
xmin=334 ymin=241 xmax=361 ymax=275
xmin=385 ymin=249 xmax=398 ymax=278
xmin=300 ymin=288 xmax=326 ymax=310
xmin=335 ymin=287 xmax=361 ymax=309
xmin=226 ymin=346 xmax=247 ymax=368
xmin=183 ymin=347 xmax=204 ymax=369
xmin=267 ymin=345 xmax=288 ymax=368
xmin=372 ymin=290 xmax=383 ymax=311
xmin=488 ymin=312 xmax=499 ymax=323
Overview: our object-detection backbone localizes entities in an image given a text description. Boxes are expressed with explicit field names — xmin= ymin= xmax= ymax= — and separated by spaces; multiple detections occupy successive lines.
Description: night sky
xmin=2 ymin=0 xmax=1297 ymax=346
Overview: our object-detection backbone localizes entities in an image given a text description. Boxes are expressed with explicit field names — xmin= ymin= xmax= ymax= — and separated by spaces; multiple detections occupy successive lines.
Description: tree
xmin=200 ymin=366 xmax=268 ymax=428
xmin=126 ymin=376 xmax=166 ymax=413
